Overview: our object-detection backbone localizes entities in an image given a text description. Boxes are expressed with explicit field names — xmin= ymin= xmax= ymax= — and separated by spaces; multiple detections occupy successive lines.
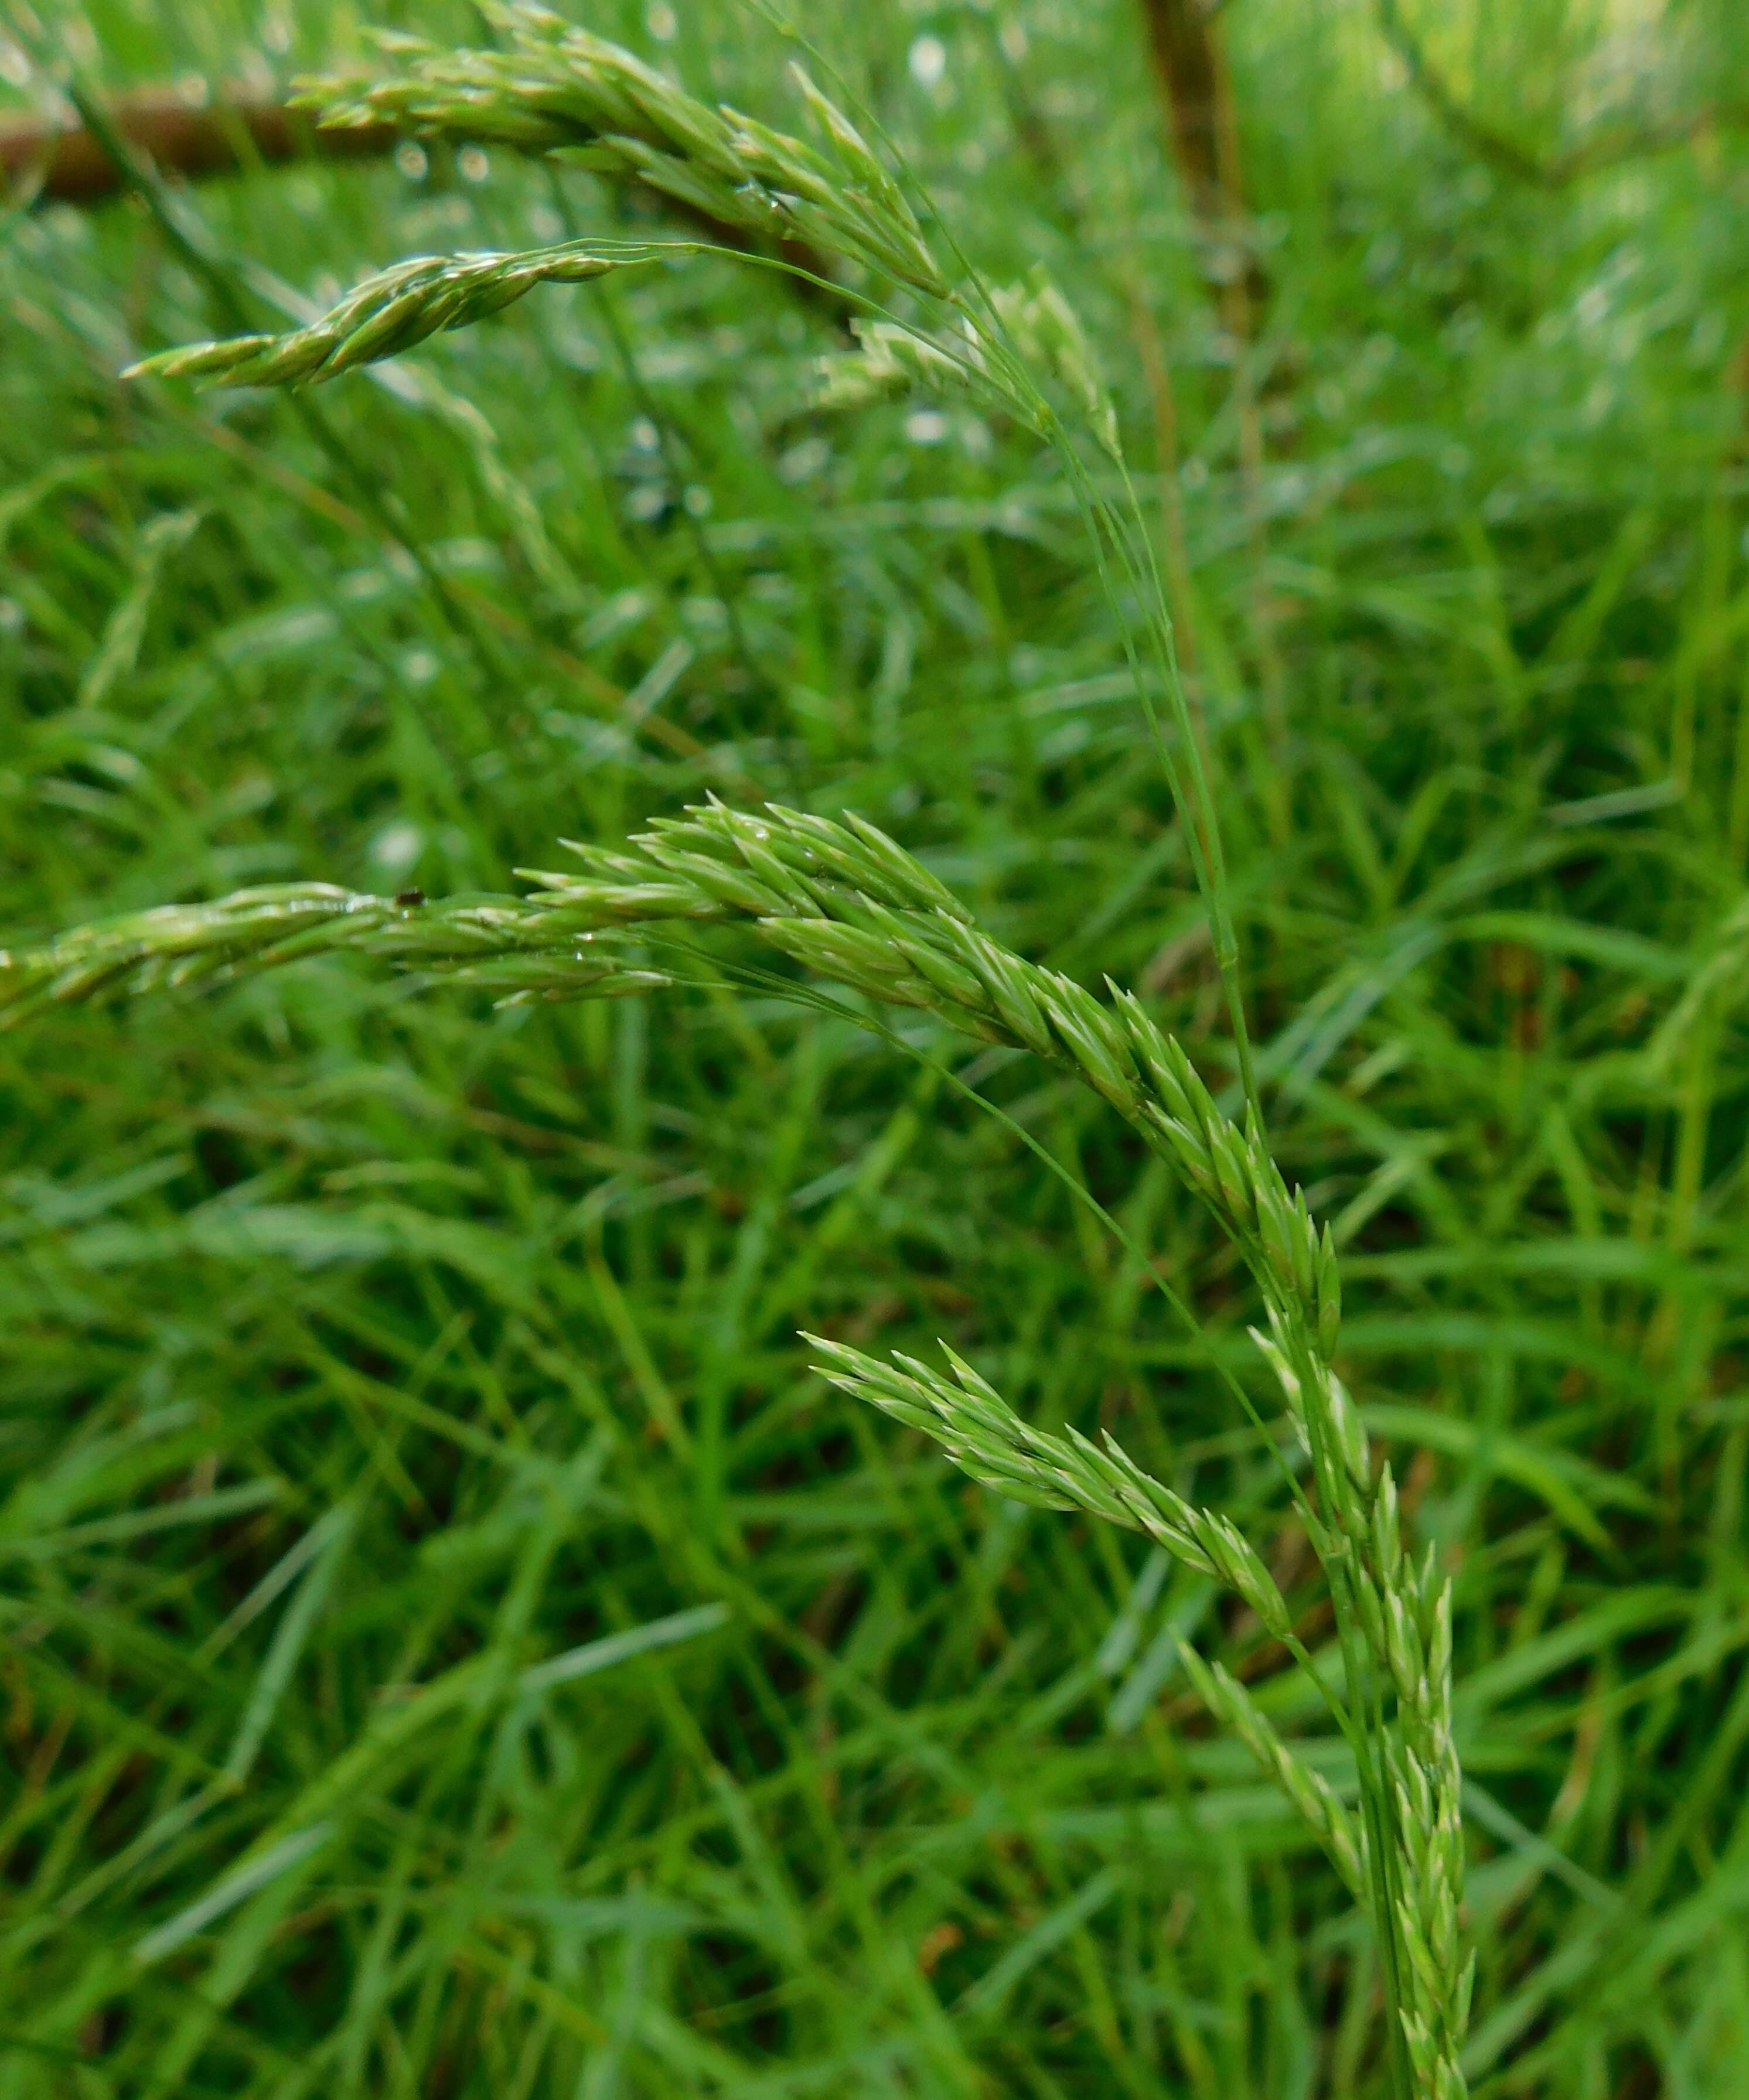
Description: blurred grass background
xmin=4 ymin=2 xmax=1749 ymax=2093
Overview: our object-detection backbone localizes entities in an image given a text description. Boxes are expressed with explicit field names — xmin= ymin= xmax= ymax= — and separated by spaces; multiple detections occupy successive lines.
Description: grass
xmin=3 ymin=1 xmax=1749 ymax=2094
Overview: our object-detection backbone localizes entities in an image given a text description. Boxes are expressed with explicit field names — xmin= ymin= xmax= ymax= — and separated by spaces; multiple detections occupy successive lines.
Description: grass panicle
xmin=131 ymin=9 xmax=1235 ymax=1116
xmin=51 ymin=11 xmax=1486 ymax=2089
xmin=12 ymin=2 xmax=1744 ymax=2091
xmin=2 ymin=797 xmax=1470 ymax=2096
xmin=298 ymin=2 xmax=950 ymax=298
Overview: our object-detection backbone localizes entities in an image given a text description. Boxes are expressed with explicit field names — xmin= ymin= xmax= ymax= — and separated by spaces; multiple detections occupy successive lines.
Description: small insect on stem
xmin=395 ymin=889 xmax=426 ymax=907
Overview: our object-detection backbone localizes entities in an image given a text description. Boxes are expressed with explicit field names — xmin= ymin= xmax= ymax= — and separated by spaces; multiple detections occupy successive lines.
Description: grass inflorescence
xmin=97 ymin=12 xmax=1467 ymax=2064
xmin=5 ymin=1 xmax=1747 ymax=2095
xmin=5 ymin=788 xmax=1469 ymax=2093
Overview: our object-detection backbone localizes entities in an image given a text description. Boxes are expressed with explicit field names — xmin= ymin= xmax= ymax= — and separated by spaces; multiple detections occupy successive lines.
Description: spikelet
xmin=804 ymin=1336 xmax=1293 ymax=1645
xmin=1176 ymin=1643 xmax=1369 ymax=1900
xmin=126 ymin=244 xmax=660 ymax=389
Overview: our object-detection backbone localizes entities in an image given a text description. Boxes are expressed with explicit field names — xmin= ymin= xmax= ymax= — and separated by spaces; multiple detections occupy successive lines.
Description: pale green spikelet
xmin=803 ymin=1336 xmax=1294 ymax=1641
xmin=813 ymin=317 xmax=1021 ymax=423
xmin=0 ymin=883 xmax=663 ymax=1026
xmin=1175 ymin=1641 xmax=1369 ymax=1900
xmin=812 ymin=268 xmax=1116 ymax=456
xmin=0 ymin=884 xmax=394 ymax=1019
xmin=125 ymin=243 xmax=660 ymax=390
xmin=989 ymin=266 xmax=1122 ymax=459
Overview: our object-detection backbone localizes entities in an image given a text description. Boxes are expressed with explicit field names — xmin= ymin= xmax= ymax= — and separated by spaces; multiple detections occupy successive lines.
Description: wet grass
xmin=4 ymin=2 xmax=1749 ymax=2093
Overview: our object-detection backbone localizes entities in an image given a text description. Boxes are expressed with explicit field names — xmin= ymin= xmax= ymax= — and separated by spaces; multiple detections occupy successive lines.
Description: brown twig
xmin=1133 ymin=0 xmax=1264 ymax=333
xmin=1 ymin=88 xmax=396 ymax=206
xmin=1132 ymin=1 xmax=1290 ymax=832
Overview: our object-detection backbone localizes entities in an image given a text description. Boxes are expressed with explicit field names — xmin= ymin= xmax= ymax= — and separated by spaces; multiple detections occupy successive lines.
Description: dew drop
xmin=908 ymin=36 xmax=947 ymax=88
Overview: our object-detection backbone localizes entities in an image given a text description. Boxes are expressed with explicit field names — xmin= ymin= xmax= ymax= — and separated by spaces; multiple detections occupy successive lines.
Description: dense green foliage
xmin=5 ymin=2 xmax=1749 ymax=2094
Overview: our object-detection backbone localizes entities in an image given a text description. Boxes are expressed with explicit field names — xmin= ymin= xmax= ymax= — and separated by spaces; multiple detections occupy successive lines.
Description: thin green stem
xmin=1053 ymin=442 xmax=1262 ymax=1123
xmin=1105 ymin=462 xmax=1259 ymax=1112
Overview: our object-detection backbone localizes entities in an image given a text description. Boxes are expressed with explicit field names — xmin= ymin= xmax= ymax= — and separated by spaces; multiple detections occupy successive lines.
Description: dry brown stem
xmin=1 ymin=88 xmax=394 ymax=206
xmin=1133 ymin=0 xmax=1263 ymax=333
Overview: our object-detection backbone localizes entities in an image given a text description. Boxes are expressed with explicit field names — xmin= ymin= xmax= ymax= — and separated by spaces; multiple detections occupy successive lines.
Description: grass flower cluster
xmin=14 ymin=10 xmax=1472 ymax=2092
xmin=302 ymin=2 xmax=952 ymax=299
xmin=3 ymin=790 xmax=1470 ymax=2096
xmin=25 ymin=2 xmax=1741 ymax=2093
